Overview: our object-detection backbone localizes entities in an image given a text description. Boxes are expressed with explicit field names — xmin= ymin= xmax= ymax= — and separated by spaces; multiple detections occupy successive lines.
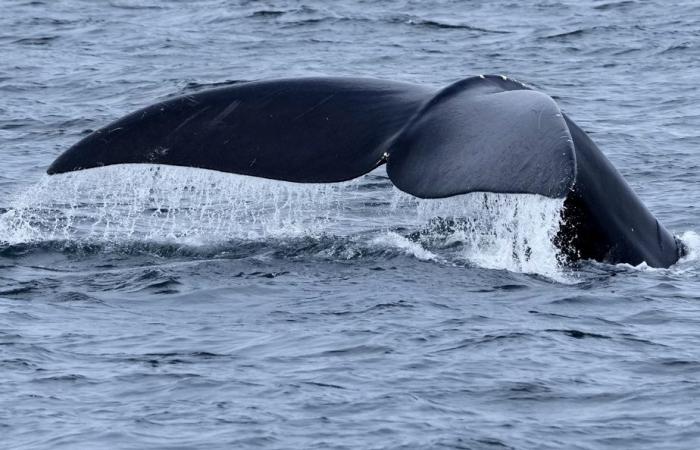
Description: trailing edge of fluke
xmin=47 ymin=75 xmax=685 ymax=268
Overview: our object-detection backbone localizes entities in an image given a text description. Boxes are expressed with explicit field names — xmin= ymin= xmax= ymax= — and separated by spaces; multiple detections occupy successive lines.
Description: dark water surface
xmin=2 ymin=1 xmax=700 ymax=448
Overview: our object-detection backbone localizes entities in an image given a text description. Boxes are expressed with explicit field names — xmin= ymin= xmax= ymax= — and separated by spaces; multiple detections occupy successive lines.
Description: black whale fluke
xmin=47 ymin=75 xmax=684 ymax=268
xmin=48 ymin=78 xmax=432 ymax=183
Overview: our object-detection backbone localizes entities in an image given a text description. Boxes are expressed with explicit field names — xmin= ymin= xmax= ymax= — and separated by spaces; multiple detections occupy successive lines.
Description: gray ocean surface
xmin=2 ymin=1 xmax=700 ymax=448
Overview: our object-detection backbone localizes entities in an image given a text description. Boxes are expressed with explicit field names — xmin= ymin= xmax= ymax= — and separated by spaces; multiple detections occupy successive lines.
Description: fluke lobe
xmin=47 ymin=75 xmax=685 ymax=268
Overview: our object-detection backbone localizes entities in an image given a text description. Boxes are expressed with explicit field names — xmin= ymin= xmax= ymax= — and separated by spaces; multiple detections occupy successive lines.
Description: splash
xmin=0 ymin=165 xmax=566 ymax=278
xmin=390 ymin=190 xmax=565 ymax=278
xmin=0 ymin=165 xmax=361 ymax=245
xmin=371 ymin=232 xmax=438 ymax=262
xmin=678 ymin=231 xmax=700 ymax=263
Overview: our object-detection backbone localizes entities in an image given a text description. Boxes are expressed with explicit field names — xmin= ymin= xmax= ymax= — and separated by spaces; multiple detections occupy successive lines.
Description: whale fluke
xmin=47 ymin=77 xmax=431 ymax=182
xmin=386 ymin=76 xmax=576 ymax=199
xmin=46 ymin=75 xmax=684 ymax=268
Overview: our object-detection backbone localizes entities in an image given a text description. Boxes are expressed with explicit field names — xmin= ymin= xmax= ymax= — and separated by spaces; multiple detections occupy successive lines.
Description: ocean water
xmin=1 ymin=0 xmax=700 ymax=448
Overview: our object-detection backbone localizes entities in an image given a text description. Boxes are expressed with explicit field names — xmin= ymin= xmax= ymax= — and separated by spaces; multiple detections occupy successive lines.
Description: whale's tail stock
xmin=46 ymin=75 xmax=684 ymax=267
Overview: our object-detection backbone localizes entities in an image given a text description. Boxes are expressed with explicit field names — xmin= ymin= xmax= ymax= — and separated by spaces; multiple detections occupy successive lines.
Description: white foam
xmin=0 ymin=165 xmax=362 ymax=244
xmin=0 ymin=165 xmax=567 ymax=279
xmin=372 ymin=232 xmax=438 ymax=262
xmin=390 ymin=190 xmax=566 ymax=279
xmin=610 ymin=230 xmax=699 ymax=274
xmin=678 ymin=231 xmax=700 ymax=263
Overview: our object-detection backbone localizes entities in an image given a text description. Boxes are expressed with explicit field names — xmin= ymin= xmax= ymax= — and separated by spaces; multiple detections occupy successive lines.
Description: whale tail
xmin=47 ymin=75 xmax=575 ymax=198
xmin=46 ymin=75 xmax=682 ymax=267
xmin=47 ymin=77 xmax=429 ymax=183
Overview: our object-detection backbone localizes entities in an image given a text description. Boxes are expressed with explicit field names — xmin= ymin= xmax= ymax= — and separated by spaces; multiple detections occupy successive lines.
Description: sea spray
xmin=390 ymin=190 xmax=565 ymax=278
xmin=0 ymin=165 xmax=566 ymax=278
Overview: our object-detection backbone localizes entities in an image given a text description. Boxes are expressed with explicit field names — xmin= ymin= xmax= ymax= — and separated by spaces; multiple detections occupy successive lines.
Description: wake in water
xmin=1 ymin=165 xmax=568 ymax=278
